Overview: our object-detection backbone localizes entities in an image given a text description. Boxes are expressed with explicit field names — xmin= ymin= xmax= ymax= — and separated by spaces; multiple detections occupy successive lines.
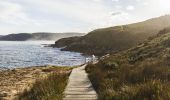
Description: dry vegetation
xmin=86 ymin=31 xmax=170 ymax=100
xmin=19 ymin=72 xmax=70 ymax=100
xmin=0 ymin=66 xmax=72 ymax=100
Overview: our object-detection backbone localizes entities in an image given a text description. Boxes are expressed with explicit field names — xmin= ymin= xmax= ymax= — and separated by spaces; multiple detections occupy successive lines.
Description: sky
xmin=0 ymin=0 xmax=170 ymax=35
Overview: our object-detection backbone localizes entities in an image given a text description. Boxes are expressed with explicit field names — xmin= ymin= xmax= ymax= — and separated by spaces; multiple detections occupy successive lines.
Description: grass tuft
xmin=18 ymin=71 xmax=71 ymax=100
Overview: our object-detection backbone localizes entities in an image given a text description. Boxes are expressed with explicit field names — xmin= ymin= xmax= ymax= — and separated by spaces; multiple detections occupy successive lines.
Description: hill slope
xmin=86 ymin=28 xmax=170 ymax=100
xmin=0 ymin=32 xmax=84 ymax=41
xmin=53 ymin=15 xmax=170 ymax=56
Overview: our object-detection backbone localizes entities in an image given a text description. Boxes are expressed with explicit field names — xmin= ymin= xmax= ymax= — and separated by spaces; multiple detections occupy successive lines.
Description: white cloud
xmin=115 ymin=5 xmax=122 ymax=9
xmin=93 ymin=0 xmax=102 ymax=2
xmin=0 ymin=0 xmax=117 ymax=34
xmin=112 ymin=0 xmax=119 ymax=2
xmin=0 ymin=0 xmax=170 ymax=34
xmin=0 ymin=1 xmax=24 ymax=21
xmin=126 ymin=5 xmax=135 ymax=11
xmin=0 ymin=1 xmax=40 ymax=26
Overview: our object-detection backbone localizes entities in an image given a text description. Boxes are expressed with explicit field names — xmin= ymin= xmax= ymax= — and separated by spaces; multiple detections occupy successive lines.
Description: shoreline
xmin=0 ymin=64 xmax=81 ymax=71
xmin=0 ymin=65 xmax=72 ymax=100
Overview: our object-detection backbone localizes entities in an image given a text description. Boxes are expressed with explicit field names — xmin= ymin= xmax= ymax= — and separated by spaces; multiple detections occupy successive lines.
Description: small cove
xmin=0 ymin=41 xmax=88 ymax=69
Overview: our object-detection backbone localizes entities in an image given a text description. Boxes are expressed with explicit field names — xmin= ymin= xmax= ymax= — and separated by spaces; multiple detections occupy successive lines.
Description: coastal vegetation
xmin=53 ymin=15 xmax=170 ymax=56
xmin=19 ymin=68 xmax=71 ymax=100
xmin=86 ymin=28 xmax=170 ymax=100
xmin=1 ymin=15 xmax=170 ymax=100
xmin=0 ymin=66 xmax=72 ymax=100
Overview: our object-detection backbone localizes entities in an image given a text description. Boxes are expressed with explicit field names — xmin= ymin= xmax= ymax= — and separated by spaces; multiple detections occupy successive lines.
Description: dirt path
xmin=63 ymin=65 xmax=97 ymax=100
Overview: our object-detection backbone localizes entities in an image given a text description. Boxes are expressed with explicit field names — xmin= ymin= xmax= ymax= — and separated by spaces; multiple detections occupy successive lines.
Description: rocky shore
xmin=0 ymin=66 xmax=71 ymax=100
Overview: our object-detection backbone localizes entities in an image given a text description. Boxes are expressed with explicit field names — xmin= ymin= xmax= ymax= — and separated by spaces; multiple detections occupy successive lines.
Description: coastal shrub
xmin=18 ymin=72 xmax=70 ymax=100
xmin=85 ymin=28 xmax=170 ymax=100
xmin=163 ymin=38 xmax=170 ymax=47
xmin=86 ymin=58 xmax=170 ymax=100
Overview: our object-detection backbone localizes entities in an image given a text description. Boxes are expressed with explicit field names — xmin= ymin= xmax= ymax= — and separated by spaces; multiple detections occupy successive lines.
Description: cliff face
xmin=53 ymin=15 xmax=170 ymax=56
xmin=0 ymin=32 xmax=85 ymax=41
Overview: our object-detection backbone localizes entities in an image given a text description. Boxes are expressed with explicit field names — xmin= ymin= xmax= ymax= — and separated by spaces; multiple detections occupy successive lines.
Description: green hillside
xmin=53 ymin=15 xmax=170 ymax=56
xmin=86 ymin=28 xmax=170 ymax=100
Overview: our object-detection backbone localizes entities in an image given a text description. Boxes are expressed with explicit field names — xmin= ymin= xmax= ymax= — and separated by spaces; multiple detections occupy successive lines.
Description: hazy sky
xmin=0 ymin=0 xmax=170 ymax=35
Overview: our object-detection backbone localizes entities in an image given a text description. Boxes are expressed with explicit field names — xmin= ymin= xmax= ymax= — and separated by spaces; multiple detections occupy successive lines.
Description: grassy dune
xmin=18 ymin=67 xmax=72 ymax=100
xmin=19 ymin=72 xmax=70 ymax=100
xmin=0 ymin=66 xmax=72 ymax=100
xmin=86 ymin=29 xmax=170 ymax=100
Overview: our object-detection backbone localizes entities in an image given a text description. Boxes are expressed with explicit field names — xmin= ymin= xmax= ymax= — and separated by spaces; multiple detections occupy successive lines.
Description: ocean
xmin=0 ymin=41 xmax=88 ymax=69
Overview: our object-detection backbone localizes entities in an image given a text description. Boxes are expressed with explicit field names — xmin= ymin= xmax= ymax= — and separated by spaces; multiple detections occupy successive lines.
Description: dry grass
xmin=86 ymin=32 xmax=170 ymax=100
xmin=17 ymin=66 xmax=72 ymax=100
xmin=86 ymin=58 xmax=170 ymax=100
xmin=18 ymin=72 xmax=70 ymax=100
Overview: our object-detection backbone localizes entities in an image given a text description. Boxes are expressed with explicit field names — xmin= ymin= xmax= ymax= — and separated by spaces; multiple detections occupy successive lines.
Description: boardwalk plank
xmin=63 ymin=65 xmax=97 ymax=100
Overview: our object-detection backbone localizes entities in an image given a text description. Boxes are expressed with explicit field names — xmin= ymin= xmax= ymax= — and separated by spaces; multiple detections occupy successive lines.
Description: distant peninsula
xmin=0 ymin=32 xmax=85 ymax=41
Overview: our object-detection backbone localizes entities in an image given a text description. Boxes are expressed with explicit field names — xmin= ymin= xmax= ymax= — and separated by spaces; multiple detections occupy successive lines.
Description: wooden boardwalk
xmin=63 ymin=65 xmax=97 ymax=100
